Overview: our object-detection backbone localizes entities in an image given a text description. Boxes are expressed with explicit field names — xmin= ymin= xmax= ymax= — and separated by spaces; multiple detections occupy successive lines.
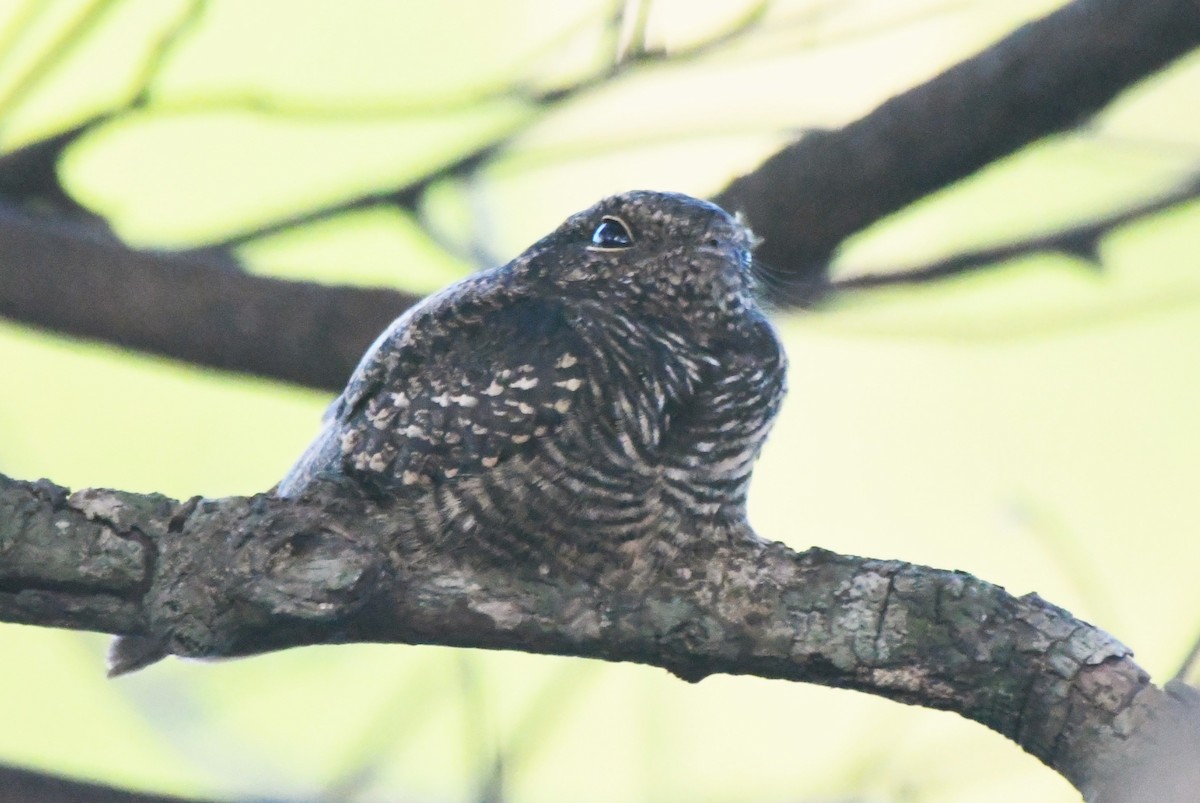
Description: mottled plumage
xmin=277 ymin=190 xmax=787 ymax=575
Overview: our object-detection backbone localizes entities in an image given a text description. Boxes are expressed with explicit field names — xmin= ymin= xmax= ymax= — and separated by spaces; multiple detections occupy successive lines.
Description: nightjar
xmin=276 ymin=190 xmax=787 ymax=576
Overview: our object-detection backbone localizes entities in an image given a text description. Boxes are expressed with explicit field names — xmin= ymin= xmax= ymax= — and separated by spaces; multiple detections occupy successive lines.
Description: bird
xmin=275 ymin=190 xmax=788 ymax=578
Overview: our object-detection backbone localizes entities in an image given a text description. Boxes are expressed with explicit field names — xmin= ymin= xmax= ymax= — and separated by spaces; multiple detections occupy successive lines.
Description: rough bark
xmin=2 ymin=473 xmax=1196 ymax=801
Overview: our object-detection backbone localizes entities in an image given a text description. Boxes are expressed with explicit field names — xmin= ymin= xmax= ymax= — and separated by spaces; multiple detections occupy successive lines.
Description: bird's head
xmin=515 ymin=190 xmax=760 ymax=332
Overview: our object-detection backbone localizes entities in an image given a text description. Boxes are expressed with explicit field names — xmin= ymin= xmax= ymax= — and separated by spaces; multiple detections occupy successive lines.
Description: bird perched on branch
xmin=276 ymin=190 xmax=787 ymax=577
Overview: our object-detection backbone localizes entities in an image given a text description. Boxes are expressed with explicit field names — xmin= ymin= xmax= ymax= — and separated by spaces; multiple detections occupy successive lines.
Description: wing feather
xmin=277 ymin=293 xmax=591 ymax=497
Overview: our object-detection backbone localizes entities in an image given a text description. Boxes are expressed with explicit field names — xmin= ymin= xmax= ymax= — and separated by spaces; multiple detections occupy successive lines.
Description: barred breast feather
xmin=277 ymin=190 xmax=787 ymax=575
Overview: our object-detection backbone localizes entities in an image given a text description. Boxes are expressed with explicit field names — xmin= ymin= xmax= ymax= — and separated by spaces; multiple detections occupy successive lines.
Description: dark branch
xmin=1 ymin=0 xmax=1198 ymax=390
xmin=715 ymin=0 xmax=1200 ymax=298
xmin=0 ymin=762 xmax=212 ymax=803
xmin=0 ymin=206 xmax=417 ymax=389
xmin=0 ymin=124 xmax=100 ymax=223
xmin=1 ymin=471 xmax=1196 ymax=801
xmin=0 ymin=0 xmax=205 ymax=225
xmin=825 ymin=169 xmax=1200 ymax=295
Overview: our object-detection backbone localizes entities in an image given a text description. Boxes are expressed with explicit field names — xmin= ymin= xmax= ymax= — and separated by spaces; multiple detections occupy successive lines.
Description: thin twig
xmin=0 ymin=0 xmax=117 ymax=126
xmin=0 ymin=1 xmax=209 ymax=224
xmin=1173 ymin=626 xmax=1200 ymax=683
xmin=202 ymin=2 xmax=771 ymax=250
xmin=128 ymin=0 xmax=207 ymax=107
xmin=827 ymin=170 xmax=1200 ymax=296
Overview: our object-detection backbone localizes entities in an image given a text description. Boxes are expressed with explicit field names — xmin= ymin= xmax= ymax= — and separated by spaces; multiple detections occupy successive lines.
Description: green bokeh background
xmin=1 ymin=1 xmax=1198 ymax=800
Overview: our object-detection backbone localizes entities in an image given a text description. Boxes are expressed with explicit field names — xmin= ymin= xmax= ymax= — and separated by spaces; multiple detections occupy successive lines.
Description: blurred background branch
xmin=827 ymin=167 xmax=1200 ymax=295
xmin=0 ymin=761 xmax=213 ymax=803
xmin=0 ymin=0 xmax=1198 ymax=389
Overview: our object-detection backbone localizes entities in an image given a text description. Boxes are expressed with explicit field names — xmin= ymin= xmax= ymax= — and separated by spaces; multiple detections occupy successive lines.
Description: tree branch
xmin=715 ymin=0 xmax=1200 ymax=297
xmin=824 ymin=167 xmax=1200 ymax=295
xmin=1 ymin=0 xmax=1196 ymax=389
xmin=0 ymin=762 xmax=211 ymax=803
xmin=0 ymin=471 xmax=1196 ymax=801
xmin=0 ymin=0 xmax=205 ymax=224
xmin=0 ymin=1 xmax=119 ymax=126
xmin=174 ymin=1 xmax=772 ymax=252
xmin=0 ymin=206 xmax=417 ymax=389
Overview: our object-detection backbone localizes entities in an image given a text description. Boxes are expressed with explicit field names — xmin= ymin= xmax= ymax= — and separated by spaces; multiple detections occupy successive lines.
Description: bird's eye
xmin=589 ymin=216 xmax=634 ymax=250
